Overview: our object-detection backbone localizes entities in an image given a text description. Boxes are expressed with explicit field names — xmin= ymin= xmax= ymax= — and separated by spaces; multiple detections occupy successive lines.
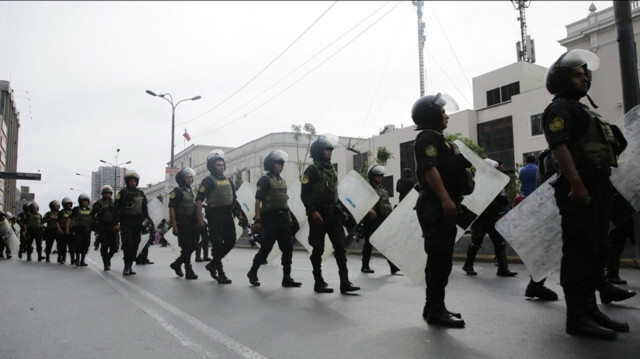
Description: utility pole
xmin=413 ymin=1 xmax=426 ymax=97
xmin=512 ymin=0 xmax=535 ymax=63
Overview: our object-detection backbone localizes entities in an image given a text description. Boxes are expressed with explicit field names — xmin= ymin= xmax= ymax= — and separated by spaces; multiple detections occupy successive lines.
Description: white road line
xmin=88 ymin=259 xmax=269 ymax=359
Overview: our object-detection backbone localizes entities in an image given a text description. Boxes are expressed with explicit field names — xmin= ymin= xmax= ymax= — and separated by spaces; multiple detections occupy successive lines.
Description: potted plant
xmin=376 ymin=146 xmax=394 ymax=165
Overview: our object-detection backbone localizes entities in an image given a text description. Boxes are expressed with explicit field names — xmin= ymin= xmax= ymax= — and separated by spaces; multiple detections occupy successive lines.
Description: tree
xmin=233 ymin=168 xmax=244 ymax=189
xmin=291 ymin=123 xmax=317 ymax=179
xmin=445 ymin=133 xmax=485 ymax=158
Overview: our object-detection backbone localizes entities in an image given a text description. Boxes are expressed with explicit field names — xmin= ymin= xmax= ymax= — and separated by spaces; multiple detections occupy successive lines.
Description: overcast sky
xmin=0 ymin=0 xmax=613 ymax=209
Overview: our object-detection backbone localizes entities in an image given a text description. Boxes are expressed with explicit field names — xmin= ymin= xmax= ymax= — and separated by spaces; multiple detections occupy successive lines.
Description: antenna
xmin=413 ymin=1 xmax=426 ymax=96
xmin=512 ymin=0 xmax=535 ymax=63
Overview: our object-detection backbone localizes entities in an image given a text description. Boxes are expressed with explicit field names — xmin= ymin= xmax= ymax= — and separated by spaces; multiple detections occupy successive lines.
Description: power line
xmin=193 ymin=1 xmax=403 ymax=140
xmin=194 ymin=1 xmax=392 ymax=137
xmin=179 ymin=1 xmax=337 ymax=127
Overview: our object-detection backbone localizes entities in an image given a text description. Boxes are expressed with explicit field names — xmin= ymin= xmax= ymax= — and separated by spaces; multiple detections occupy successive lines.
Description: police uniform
xmin=42 ymin=210 xmax=59 ymax=262
xmin=196 ymin=174 xmax=242 ymax=284
xmin=69 ymin=204 xmax=92 ymax=266
xmin=23 ymin=210 xmax=44 ymax=261
xmin=91 ymin=198 xmax=118 ymax=270
xmin=168 ymin=184 xmax=199 ymax=279
xmin=361 ymin=181 xmax=399 ymax=274
xmin=16 ymin=210 xmax=28 ymax=259
xmin=115 ymin=186 xmax=149 ymax=275
xmin=57 ymin=206 xmax=73 ymax=264
xmin=414 ymin=128 xmax=470 ymax=327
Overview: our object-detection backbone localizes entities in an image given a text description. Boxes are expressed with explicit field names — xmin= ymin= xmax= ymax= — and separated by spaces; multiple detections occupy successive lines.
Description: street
xmin=1 ymin=245 xmax=639 ymax=359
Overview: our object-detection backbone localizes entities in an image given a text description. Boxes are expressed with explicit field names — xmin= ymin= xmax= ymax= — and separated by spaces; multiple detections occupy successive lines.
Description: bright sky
xmin=0 ymin=0 xmax=613 ymax=209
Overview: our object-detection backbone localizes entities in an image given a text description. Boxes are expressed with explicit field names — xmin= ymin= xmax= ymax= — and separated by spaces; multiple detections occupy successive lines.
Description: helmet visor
xmin=558 ymin=49 xmax=600 ymax=71
xmin=270 ymin=150 xmax=289 ymax=163
xmin=320 ymin=133 xmax=339 ymax=149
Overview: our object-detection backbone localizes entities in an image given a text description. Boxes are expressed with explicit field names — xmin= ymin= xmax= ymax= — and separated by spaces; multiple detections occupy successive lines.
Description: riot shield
xmin=234 ymin=182 xmax=256 ymax=244
xmin=0 ymin=218 xmax=20 ymax=254
xmin=163 ymin=230 xmax=179 ymax=251
xmin=496 ymin=105 xmax=640 ymax=281
xmin=138 ymin=198 xmax=165 ymax=256
xmin=370 ymin=140 xmax=510 ymax=284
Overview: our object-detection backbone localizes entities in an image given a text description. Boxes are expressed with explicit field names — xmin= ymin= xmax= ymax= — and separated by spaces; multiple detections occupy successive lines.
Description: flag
xmin=183 ymin=129 xmax=191 ymax=141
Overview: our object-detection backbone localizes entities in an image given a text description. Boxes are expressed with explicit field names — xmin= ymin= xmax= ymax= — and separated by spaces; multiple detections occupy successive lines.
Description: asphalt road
xmin=1 ymin=245 xmax=639 ymax=359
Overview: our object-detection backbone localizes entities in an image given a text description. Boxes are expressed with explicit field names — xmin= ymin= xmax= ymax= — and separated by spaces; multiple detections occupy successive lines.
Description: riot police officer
xmin=247 ymin=150 xmax=301 ymax=288
xmin=16 ymin=203 xmax=28 ymax=259
xmin=543 ymin=49 xmax=629 ymax=339
xmin=361 ymin=164 xmax=400 ymax=274
xmin=42 ymin=200 xmax=60 ymax=263
xmin=413 ymin=93 xmax=472 ymax=328
xmin=196 ymin=150 xmax=248 ymax=284
xmin=57 ymin=197 xmax=74 ymax=264
xmin=301 ymin=134 xmax=360 ymax=294
xmin=68 ymin=193 xmax=92 ymax=267
xmin=91 ymin=185 xmax=118 ymax=271
xmin=115 ymin=170 xmax=150 ymax=276
xmin=22 ymin=202 xmax=44 ymax=262
xmin=169 ymin=167 xmax=199 ymax=280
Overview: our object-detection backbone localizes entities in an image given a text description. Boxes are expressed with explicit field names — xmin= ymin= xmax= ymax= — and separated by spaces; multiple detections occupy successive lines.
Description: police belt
xmin=261 ymin=209 xmax=288 ymax=215
xmin=205 ymin=205 xmax=233 ymax=215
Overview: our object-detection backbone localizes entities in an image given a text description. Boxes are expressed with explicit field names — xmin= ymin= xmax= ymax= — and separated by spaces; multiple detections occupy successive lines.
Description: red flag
xmin=183 ymin=129 xmax=191 ymax=141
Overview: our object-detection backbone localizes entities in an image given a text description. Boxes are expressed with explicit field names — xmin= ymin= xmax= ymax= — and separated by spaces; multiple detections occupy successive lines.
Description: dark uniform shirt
xmin=300 ymin=161 xmax=339 ymax=216
xmin=543 ymin=99 xmax=591 ymax=150
xmin=114 ymin=187 xmax=149 ymax=223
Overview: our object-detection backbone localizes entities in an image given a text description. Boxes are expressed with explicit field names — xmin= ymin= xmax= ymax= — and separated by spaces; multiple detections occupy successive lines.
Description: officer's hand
xmin=114 ymin=224 xmax=120 ymax=231
xmin=197 ymin=218 xmax=206 ymax=230
xmin=569 ymin=183 xmax=591 ymax=206
xmin=58 ymin=228 xmax=63 ymax=235
xmin=368 ymin=209 xmax=378 ymax=221
xmin=172 ymin=227 xmax=179 ymax=236
xmin=239 ymin=217 xmax=249 ymax=229
xmin=312 ymin=211 xmax=323 ymax=225
xmin=64 ymin=229 xmax=70 ymax=235
xmin=253 ymin=222 xmax=262 ymax=232
xmin=442 ymin=198 xmax=458 ymax=218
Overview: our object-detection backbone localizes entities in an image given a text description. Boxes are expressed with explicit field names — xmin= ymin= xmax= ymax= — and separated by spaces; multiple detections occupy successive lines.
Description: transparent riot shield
xmin=233 ymin=182 xmax=256 ymax=246
xmin=370 ymin=140 xmax=510 ymax=284
xmin=295 ymin=170 xmax=379 ymax=262
xmin=497 ymin=105 xmax=640 ymax=281
xmin=163 ymin=230 xmax=179 ymax=251
xmin=0 ymin=218 xmax=20 ymax=254
xmin=139 ymin=198 xmax=165 ymax=256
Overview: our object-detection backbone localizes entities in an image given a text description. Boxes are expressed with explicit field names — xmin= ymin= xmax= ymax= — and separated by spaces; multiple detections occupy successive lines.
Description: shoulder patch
xmin=115 ymin=193 xmax=120 ymax=200
xmin=169 ymin=192 xmax=176 ymax=199
xmin=198 ymin=186 xmax=206 ymax=193
xmin=425 ymin=144 xmax=437 ymax=157
xmin=549 ymin=116 xmax=565 ymax=132
xmin=256 ymin=185 xmax=262 ymax=191
xmin=301 ymin=175 xmax=309 ymax=184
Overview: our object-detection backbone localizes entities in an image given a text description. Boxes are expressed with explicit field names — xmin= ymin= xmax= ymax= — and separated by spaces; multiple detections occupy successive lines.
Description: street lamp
xmin=146 ymin=90 xmax=201 ymax=168
xmin=100 ymin=148 xmax=132 ymax=193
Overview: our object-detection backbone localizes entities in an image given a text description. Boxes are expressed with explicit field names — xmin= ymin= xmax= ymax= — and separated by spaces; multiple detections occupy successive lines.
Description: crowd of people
xmin=0 ymin=48 xmax=637 ymax=341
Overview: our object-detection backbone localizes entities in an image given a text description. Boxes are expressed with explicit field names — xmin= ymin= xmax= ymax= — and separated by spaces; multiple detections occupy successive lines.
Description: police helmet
xmin=401 ymin=168 xmax=413 ymax=179
xmin=484 ymin=158 xmax=499 ymax=168
xmin=309 ymin=134 xmax=339 ymax=160
xmin=124 ymin=170 xmax=140 ymax=184
xmin=545 ymin=49 xmax=600 ymax=97
xmin=412 ymin=93 xmax=447 ymax=131
xmin=5 ymin=212 xmax=14 ymax=220
xmin=367 ymin=164 xmax=386 ymax=182
xmin=22 ymin=203 xmax=29 ymax=212
xmin=62 ymin=197 xmax=73 ymax=207
xmin=29 ymin=202 xmax=39 ymax=212
xmin=206 ymin=149 xmax=226 ymax=174
xmin=176 ymin=167 xmax=196 ymax=187
xmin=78 ymin=193 xmax=90 ymax=204
xmin=101 ymin=185 xmax=113 ymax=194
xmin=49 ymin=200 xmax=60 ymax=210
xmin=263 ymin=150 xmax=289 ymax=172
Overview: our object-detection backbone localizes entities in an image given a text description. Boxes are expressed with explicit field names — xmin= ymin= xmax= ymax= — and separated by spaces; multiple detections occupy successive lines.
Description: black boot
xmin=123 ymin=261 xmax=130 ymax=276
xmin=247 ymin=264 xmax=260 ymax=286
xmin=75 ymin=253 xmax=81 ymax=267
xmin=606 ymin=256 xmax=627 ymax=285
xmin=70 ymin=252 xmax=75 ymax=265
xmin=313 ymin=270 xmax=333 ymax=293
xmin=495 ymin=249 xmax=517 ymax=277
xmin=462 ymin=244 xmax=478 ymax=275
xmin=422 ymin=302 xmax=462 ymax=319
xmin=525 ymin=278 xmax=558 ymax=301
xmin=80 ymin=254 xmax=87 ymax=266
xmin=389 ymin=261 xmax=401 ymax=275
xmin=585 ymin=290 xmax=629 ymax=332
xmin=37 ymin=251 xmax=44 ymax=262
xmin=103 ymin=257 xmax=110 ymax=271
xmin=282 ymin=266 xmax=301 ymax=287
xmin=564 ymin=288 xmax=616 ymax=340
xmin=426 ymin=305 xmax=466 ymax=328
xmin=361 ymin=264 xmax=374 ymax=274
xmin=185 ymin=264 xmax=198 ymax=280
xmin=45 ymin=254 xmax=50 ymax=263
xmin=339 ymin=272 xmax=360 ymax=294
xmin=598 ymin=280 xmax=636 ymax=304
xmin=128 ymin=261 xmax=137 ymax=275
xmin=216 ymin=262 xmax=231 ymax=284
xmin=205 ymin=261 xmax=218 ymax=280
xmin=170 ymin=258 xmax=184 ymax=277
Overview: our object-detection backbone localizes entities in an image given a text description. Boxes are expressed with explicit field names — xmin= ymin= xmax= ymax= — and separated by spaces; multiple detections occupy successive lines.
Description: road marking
xmin=88 ymin=259 xmax=269 ymax=359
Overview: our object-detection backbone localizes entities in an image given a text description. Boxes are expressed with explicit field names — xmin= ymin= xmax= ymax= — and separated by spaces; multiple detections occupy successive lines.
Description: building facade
xmin=0 ymin=80 xmax=21 ymax=212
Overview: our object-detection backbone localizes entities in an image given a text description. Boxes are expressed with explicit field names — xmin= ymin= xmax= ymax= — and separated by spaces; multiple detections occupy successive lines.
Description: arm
xmin=552 ymin=143 xmax=589 ymax=204
xmin=253 ymin=199 xmax=262 ymax=232
xmin=424 ymin=167 xmax=457 ymax=218
xmin=196 ymin=199 xmax=205 ymax=230
xmin=170 ymin=207 xmax=178 ymax=236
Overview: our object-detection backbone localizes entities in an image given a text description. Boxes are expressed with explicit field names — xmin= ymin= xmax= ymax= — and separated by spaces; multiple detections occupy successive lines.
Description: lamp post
xmin=100 ymin=148 xmax=132 ymax=193
xmin=145 ymin=90 xmax=201 ymax=168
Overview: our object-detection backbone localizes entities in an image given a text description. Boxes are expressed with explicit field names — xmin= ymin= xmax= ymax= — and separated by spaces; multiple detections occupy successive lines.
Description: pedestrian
xmin=68 ymin=193 xmax=92 ymax=267
xmin=22 ymin=202 xmax=44 ymax=262
xmin=361 ymin=164 xmax=400 ymax=275
xmin=196 ymin=150 xmax=248 ymax=284
xmin=462 ymin=158 xmax=518 ymax=277
xmin=301 ymin=134 xmax=360 ymax=294
xmin=168 ymin=167 xmax=199 ymax=280
xmin=412 ymin=93 xmax=473 ymax=328
xmin=519 ymin=155 xmax=538 ymax=197
xmin=91 ymin=185 xmax=119 ymax=271
xmin=542 ymin=49 xmax=629 ymax=339
xmin=42 ymin=200 xmax=60 ymax=263
xmin=395 ymin=168 xmax=415 ymax=203
xmin=56 ymin=197 xmax=74 ymax=264
xmin=247 ymin=150 xmax=301 ymax=288
xmin=114 ymin=170 xmax=150 ymax=276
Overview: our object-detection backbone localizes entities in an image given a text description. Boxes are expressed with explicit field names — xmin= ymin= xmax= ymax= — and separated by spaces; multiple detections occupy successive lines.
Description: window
xmin=486 ymin=88 xmax=501 ymax=107
xmin=501 ymin=82 xmax=520 ymax=102
xmin=477 ymin=116 xmax=515 ymax=170
xmin=382 ymin=175 xmax=394 ymax=198
xmin=353 ymin=152 xmax=369 ymax=174
xmin=530 ymin=113 xmax=543 ymax=137
xmin=521 ymin=150 xmax=541 ymax=164
xmin=399 ymin=140 xmax=416 ymax=175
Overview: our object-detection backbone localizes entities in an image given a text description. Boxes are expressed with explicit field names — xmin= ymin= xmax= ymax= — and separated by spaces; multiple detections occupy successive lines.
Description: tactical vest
xmin=45 ymin=211 xmax=58 ymax=230
xmin=72 ymin=208 xmax=92 ymax=228
xmin=374 ymin=186 xmax=392 ymax=218
xmin=568 ymin=108 xmax=617 ymax=176
xmin=308 ymin=162 xmax=338 ymax=208
xmin=58 ymin=209 xmax=72 ymax=226
xmin=261 ymin=174 xmax=289 ymax=212
xmin=25 ymin=213 xmax=41 ymax=229
xmin=175 ymin=187 xmax=196 ymax=222
xmin=119 ymin=188 xmax=144 ymax=217
xmin=205 ymin=175 xmax=234 ymax=208
xmin=96 ymin=199 xmax=114 ymax=223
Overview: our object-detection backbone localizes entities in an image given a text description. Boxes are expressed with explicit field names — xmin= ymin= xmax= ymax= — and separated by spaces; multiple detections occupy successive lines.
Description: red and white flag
xmin=183 ymin=129 xmax=191 ymax=141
